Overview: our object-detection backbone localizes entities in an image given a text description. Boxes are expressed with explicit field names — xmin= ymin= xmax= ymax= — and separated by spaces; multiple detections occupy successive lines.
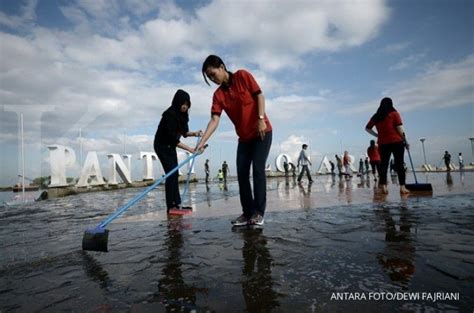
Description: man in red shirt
xmin=197 ymin=55 xmax=272 ymax=226
xmin=365 ymin=97 xmax=410 ymax=194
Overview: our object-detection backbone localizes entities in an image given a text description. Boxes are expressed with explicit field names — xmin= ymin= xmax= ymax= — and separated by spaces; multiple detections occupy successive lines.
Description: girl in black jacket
xmin=154 ymin=89 xmax=201 ymax=213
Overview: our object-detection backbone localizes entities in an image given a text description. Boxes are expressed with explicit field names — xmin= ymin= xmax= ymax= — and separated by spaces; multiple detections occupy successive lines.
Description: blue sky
xmin=0 ymin=0 xmax=473 ymax=185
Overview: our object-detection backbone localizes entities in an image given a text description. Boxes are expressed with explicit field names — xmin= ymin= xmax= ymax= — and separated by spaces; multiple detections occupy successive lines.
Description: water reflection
xmin=236 ymin=227 xmax=281 ymax=312
xmin=446 ymin=172 xmax=453 ymax=191
xmin=154 ymin=217 xmax=203 ymax=311
xmin=298 ymin=182 xmax=312 ymax=209
xmin=375 ymin=203 xmax=416 ymax=287
xmin=82 ymin=251 xmax=110 ymax=289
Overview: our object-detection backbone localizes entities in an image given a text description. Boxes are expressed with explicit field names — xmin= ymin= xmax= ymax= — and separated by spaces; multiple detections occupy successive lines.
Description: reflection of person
xmin=154 ymin=89 xmax=202 ymax=213
xmin=297 ymin=144 xmax=313 ymax=183
xmin=365 ymin=97 xmax=410 ymax=195
xmin=156 ymin=218 xmax=204 ymax=309
xmin=375 ymin=205 xmax=415 ymax=287
xmin=446 ymin=172 xmax=453 ymax=188
xmin=198 ymin=55 xmax=272 ymax=226
xmin=204 ymin=159 xmax=210 ymax=183
xmin=238 ymin=228 xmax=281 ymax=311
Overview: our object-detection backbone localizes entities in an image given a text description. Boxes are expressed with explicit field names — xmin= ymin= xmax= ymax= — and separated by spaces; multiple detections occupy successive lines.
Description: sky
xmin=0 ymin=0 xmax=473 ymax=186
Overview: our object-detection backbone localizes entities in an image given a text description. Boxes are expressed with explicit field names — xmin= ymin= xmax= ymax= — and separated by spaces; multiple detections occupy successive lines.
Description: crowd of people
xmin=153 ymin=55 xmax=465 ymax=227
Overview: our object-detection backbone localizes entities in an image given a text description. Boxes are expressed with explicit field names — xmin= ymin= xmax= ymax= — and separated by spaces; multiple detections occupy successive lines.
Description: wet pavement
xmin=0 ymin=172 xmax=473 ymax=312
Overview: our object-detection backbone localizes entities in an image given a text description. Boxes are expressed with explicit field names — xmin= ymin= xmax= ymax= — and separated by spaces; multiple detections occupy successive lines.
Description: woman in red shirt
xmin=365 ymin=97 xmax=409 ymax=194
xmin=367 ymin=140 xmax=381 ymax=181
xmin=197 ymin=55 xmax=272 ymax=227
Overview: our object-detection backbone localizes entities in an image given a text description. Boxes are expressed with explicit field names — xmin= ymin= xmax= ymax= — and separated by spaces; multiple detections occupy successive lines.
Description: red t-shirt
xmin=211 ymin=70 xmax=272 ymax=142
xmin=367 ymin=146 xmax=381 ymax=162
xmin=366 ymin=111 xmax=403 ymax=145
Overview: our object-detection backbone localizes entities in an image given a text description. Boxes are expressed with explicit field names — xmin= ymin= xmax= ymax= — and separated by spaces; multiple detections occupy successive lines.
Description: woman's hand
xmin=190 ymin=130 xmax=202 ymax=137
xmin=257 ymin=119 xmax=267 ymax=140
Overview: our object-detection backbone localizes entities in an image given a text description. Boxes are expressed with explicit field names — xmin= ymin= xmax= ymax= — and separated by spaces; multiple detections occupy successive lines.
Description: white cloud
xmin=0 ymin=0 xmax=37 ymax=29
xmin=267 ymin=94 xmax=327 ymax=121
xmin=196 ymin=0 xmax=389 ymax=71
xmin=279 ymin=135 xmax=309 ymax=162
xmin=383 ymin=41 xmax=411 ymax=53
xmin=31 ymin=0 xmax=390 ymax=72
xmin=389 ymin=52 xmax=426 ymax=71
xmin=342 ymin=54 xmax=474 ymax=115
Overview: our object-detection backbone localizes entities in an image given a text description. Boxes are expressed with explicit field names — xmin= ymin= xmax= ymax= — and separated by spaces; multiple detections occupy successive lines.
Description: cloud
xmin=279 ymin=135 xmax=308 ymax=162
xmin=197 ymin=0 xmax=389 ymax=70
xmin=389 ymin=52 xmax=426 ymax=71
xmin=0 ymin=0 xmax=37 ymax=29
xmin=18 ymin=0 xmax=390 ymax=72
xmin=382 ymin=41 xmax=411 ymax=53
xmin=267 ymin=94 xmax=327 ymax=121
xmin=341 ymin=54 xmax=474 ymax=114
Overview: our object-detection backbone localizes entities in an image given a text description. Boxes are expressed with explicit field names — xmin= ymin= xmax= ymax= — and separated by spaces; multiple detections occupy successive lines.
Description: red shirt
xmin=211 ymin=70 xmax=272 ymax=142
xmin=366 ymin=111 xmax=403 ymax=145
xmin=343 ymin=154 xmax=350 ymax=166
xmin=367 ymin=146 xmax=381 ymax=162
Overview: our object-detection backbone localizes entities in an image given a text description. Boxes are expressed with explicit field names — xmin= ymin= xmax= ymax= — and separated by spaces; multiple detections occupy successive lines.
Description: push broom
xmin=168 ymin=136 xmax=201 ymax=216
xmin=405 ymin=144 xmax=433 ymax=193
xmin=82 ymin=147 xmax=206 ymax=252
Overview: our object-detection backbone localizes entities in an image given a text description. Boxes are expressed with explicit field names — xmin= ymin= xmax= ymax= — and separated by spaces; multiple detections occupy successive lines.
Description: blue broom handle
xmin=182 ymin=136 xmax=201 ymax=199
xmin=98 ymin=152 xmax=199 ymax=229
xmin=406 ymin=145 xmax=419 ymax=184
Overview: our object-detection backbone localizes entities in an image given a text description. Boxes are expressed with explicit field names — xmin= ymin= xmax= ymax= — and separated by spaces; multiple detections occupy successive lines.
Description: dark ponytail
xmin=371 ymin=97 xmax=396 ymax=123
xmin=202 ymin=55 xmax=227 ymax=85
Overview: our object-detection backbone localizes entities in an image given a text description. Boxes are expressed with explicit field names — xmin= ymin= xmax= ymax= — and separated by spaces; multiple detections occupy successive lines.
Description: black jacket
xmin=154 ymin=90 xmax=190 ymax=148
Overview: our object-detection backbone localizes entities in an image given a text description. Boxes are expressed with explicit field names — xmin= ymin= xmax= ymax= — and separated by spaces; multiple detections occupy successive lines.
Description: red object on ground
xmin=168 ymin=208 xmax=192 ymax=215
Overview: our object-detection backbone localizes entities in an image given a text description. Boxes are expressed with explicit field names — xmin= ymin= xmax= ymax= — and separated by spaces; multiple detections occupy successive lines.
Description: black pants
xmin=155 ymin=143 xmax=180 ymax=210
xmin=370 ymin=161 xmax=380 ymax=175
xmin=236 ymin=132 xmax=272 ymax=218
xmin=297 ymin=165 xmax=312 ymax=182
xmin=379 ymin=141 xmax=406 ymax=185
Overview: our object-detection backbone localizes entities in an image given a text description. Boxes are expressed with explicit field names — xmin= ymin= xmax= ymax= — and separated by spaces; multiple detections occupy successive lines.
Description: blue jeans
xmin=236 ymin=132 xmax=272 ymax=218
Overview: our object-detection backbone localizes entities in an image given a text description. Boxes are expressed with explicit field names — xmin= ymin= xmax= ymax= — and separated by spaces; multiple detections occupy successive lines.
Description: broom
xmin=82 ymin=146 xmax=206 ymax=252
xmin=405 ymin=144 xmax=433 ymax=192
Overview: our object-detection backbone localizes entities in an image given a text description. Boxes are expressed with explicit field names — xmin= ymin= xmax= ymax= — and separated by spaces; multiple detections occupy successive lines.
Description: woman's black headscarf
xmin=371 ymin=97 xmax=396 ymax=123
xmin=164 ymin=89 xmax=190 ymax=135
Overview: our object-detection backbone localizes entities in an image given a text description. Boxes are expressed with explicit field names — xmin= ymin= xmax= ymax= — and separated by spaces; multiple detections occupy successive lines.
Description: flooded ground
xmin=1 ymin=172 xmax=473 ymax=312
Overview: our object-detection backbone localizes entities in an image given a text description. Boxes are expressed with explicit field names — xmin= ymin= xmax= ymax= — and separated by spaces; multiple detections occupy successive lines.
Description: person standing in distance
xmin=297 ymin=144 xmax=313 ymax=183
xmin=197 ymin=55 xmax=272 ymax=226
xmin=367 ymin=140 xmax=381 ymax=181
